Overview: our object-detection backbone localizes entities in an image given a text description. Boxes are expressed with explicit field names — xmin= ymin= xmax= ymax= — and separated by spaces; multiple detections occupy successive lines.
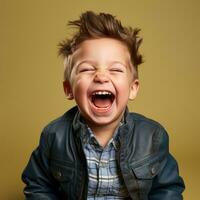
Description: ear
xmin=129 ymin=79 xmax=139 ymax=100
xmin=63 ymin=80 xmax=74 ymax=100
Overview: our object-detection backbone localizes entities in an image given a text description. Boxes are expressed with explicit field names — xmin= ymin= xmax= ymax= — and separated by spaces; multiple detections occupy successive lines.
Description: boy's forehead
xmin=71 ymin=38 xmax=131 ymax=65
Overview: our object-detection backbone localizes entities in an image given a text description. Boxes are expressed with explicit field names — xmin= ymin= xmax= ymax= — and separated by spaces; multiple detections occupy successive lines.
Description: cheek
xmin=115 ymin=76 xmax=132 ymax=91
xmin=116 ymin=81 xmax=133 ymax=101
xmin=72 ymin=77 xmax=89 ymax=97
xmin=115 ymin=83 xmax=130 ymax=101
xmin=123 ymin=85 xmax=131 ymax=98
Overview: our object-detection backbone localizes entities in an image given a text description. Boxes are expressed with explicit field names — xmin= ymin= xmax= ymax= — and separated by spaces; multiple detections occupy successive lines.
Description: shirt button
xmin=55 ymin=171 xmax=62 ymax=179
xmin=83 ymin=138 xmax=87 ymax=144
xmin=151 ymin=167 xmax=156 ymax=175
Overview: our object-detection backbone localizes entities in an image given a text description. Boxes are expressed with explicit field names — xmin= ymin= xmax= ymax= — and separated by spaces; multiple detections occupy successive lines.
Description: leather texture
xmin=22 ymin=106 xmax=185 ymax=200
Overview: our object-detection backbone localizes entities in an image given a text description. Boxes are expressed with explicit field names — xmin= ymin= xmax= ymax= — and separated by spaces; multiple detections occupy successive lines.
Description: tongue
xmin=93 ymin=98 xmax=112 ymax=108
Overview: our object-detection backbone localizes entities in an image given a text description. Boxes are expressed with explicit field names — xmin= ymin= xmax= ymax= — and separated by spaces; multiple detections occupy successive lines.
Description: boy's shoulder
xmin=126 ymin=112 xmax=169 ymax=162
xmin=127 ymin=111 xmax=164 ymax=130
xmin=127 ymin=111 xmax=169 ymax=143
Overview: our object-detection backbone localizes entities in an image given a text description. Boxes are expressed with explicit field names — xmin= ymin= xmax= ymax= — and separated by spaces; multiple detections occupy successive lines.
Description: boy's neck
xmin=87 ymin=119 xmax=122 ymax=148
xmin=91 ymin=126 xmax=115 ymax=148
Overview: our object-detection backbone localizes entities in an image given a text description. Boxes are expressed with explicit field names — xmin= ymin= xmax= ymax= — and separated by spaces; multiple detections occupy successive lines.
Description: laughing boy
xmin=22 ymin=11 xmax=185 ymax=200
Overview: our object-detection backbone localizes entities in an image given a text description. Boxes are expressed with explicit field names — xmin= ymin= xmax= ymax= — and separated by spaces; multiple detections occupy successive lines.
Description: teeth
xmin=93 ymin=91 xmax=112 ymax=95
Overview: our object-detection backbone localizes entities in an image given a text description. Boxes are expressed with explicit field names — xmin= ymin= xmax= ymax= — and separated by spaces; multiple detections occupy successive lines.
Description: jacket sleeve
xmin=149 ymin=128 xmax=185 ymax=200
xmin=22 ymin=128 xmax=59 ymax=200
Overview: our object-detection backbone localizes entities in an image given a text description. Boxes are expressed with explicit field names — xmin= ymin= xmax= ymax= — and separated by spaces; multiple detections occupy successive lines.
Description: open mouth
xmin=91 ymin=91 xmax=115 ymax=109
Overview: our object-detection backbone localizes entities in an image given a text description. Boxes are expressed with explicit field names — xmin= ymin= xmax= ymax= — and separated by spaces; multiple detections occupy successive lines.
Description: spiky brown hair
xmin=58 ymin=11 xmax=143 ymax=81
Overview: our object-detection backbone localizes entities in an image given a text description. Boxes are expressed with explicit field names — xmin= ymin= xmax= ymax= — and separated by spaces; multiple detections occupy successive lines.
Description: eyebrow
xmin=109 ymin=61 xmax=127 ymax=67
xmin=73 ymin=60 xmax=96 ymax=70
xmin=74 ymin=60 xmax=128 ymax=68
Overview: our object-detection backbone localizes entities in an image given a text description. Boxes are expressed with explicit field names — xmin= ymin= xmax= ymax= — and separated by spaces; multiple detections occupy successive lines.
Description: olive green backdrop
xmin=1 ymin=0 xmax=200 ymax=199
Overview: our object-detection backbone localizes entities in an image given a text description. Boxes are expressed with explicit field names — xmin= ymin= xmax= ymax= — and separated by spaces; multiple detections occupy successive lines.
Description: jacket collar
xmin=71 ymin=106 xmax=134 ymax=138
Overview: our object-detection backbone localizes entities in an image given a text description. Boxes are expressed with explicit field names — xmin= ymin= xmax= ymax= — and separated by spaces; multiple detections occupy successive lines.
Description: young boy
xmin=22 ymin=11 xmax=185 ymax=199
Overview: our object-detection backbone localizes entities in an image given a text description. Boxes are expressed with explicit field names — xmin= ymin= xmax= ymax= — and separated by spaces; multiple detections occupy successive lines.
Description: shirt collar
xmin=82 ymin=121 xmax=122 ymax=151
xmin=73 ymin=107 xmax=126 ymax=150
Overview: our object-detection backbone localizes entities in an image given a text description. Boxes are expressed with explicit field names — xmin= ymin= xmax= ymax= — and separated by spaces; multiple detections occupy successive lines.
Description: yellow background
xmin=1 ymin=0 xmax=200 ymax=199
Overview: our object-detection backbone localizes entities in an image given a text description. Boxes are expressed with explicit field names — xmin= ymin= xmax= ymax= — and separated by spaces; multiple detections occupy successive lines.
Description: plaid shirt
xmin=82 ymin=125 xmax=130 ymax=199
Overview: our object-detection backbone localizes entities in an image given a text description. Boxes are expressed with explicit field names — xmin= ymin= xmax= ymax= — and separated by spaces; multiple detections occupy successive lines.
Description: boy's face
xmin=64 ymin=38 xmax=139 ymax=129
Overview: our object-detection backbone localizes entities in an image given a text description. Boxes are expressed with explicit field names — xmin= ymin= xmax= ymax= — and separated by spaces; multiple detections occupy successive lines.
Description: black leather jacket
xmin=22 ymin=106 xmax=185 ymax=200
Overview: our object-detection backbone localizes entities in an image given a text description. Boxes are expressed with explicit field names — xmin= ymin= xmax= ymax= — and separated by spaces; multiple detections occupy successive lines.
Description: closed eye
xmin=110 ymin=68 xmax=124 ymax=73
xmin=78 ymin=65 xmax=95 ymax=73
xmin=79 ymin=68 xmax=95 ymax=73
xmin=109 ymin=62 xmax=126 ymax=73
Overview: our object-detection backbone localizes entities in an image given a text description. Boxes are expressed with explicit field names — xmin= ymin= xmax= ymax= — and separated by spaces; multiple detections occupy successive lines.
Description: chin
xmin=86 ymin=111 xmax=123 ymax=127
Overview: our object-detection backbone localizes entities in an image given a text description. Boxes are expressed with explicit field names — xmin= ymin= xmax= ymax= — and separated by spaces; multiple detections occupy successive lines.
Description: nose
xmin=94 ymin=70 xmax=109 ymax=83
